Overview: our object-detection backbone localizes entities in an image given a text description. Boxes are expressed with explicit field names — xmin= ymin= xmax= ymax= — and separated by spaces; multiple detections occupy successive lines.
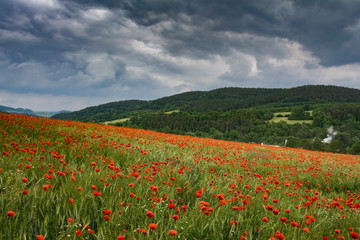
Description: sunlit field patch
xmin=1 ymin=113 xmax=360 ymax=239
xmin=103 ymin=118 xmax=131 ymax=125
xmin=269 ymin=112 xmax=313 ymax=125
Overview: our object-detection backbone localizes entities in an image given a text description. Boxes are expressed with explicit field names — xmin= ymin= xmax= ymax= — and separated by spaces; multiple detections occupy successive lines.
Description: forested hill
xmin=52 ymin=85 xmax=360 ymax=122
xmin=0 ymin=105 xmax=34 ymax=115
xmin=0 ymin=105 xmax=70 ymax=117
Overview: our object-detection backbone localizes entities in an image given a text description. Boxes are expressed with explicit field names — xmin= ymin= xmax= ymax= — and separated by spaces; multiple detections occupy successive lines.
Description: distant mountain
xmin=52 ymin=85 xmax=360 ymax=123
xmin=35 ymin=110 xmax=71 ymax=118
xmin=0 ymin=105 xmax=70 ymax=117
xmin=0 ymin=105 xmax=35 ymax=115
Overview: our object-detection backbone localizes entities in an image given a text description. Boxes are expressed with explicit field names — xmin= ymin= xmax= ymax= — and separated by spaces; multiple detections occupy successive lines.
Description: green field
xmin=103 ymin=118 xmax=130 ymax=125
xmin=1 ymin=113 xmax=360 ymax=239
xmin=102 ymin=110 xmax=180 ymax=125
xmin=270 ymin=112 xmax=313 ymax=125
xmin=164 ymin=110 xmax=180 ymax=114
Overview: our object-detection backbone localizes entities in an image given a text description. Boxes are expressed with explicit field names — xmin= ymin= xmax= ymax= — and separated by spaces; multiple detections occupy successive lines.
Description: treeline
xmin=116 ymin=103 xmax=360 ymax=154
xmin=153 ymin=85 xmax=360 ymax=112
xmin=130 ymin=109 xmax=273 ymax=135
xmin=52 ymin=85 xmax=360 ymax=122
xmin=53 ymin=100 xmax=148 ymax=122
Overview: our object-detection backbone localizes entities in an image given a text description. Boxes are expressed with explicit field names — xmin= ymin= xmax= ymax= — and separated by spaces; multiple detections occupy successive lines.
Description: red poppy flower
xmin=290 ymin=221 xmax=298 ymax=227
xmin=169 ymin=230 xmax=178 ymax=236
xmin=69 ymin=198 xmax=74 ymax=205
xmin=239 ymin=206 xmax=246 ymax=211
xmin=150 ymin=185 xmax=158 ymax=192
xmin=146 ymin=210 xmax=154 ymax=218
xmin=265 ymin=205 xmax=273 ymax=211
xmin=273 ymin=208 xmax=280 ymax=215
xmin=217 ymin=193 xmax=225 ymax=200
xmin=36 ymin=235 xmax=45 ymax=240
xmin=136 ymin=228 xmax=147 ymax=235
xmin=230 ymin=206 xmax=238 ymax=211
xmin=104 ymin=209 xmax=112 ymax=215
xmin=262 ymin=217 xmax=268 ymax=223
xmin=7 ymin=210 xmax=15 ymax=218
xmin=230 ymin=220 xmax=237 ymax=226
xmin=76 ymin=229 xmax=82 ymax=236
xmin=117 ymin=235 xmax=125 ymax=240
xmin=274 ymin=231 xmax=285 ymax=240
xmin=350 ymin=232 xmax=359 ymax=239
xmin=181 ymin=205 xmax=188 ymax=212
xmin=93 ymin=191 xmax=102 ymax=196
xmin=149 ymin=223 xmax=157 ymax=230
xmin=22 ymin=190 xmax=28 ymax=195
xmin=22 ymin=177 xmax=28 ymax=183
xmin=172 ymin=214 xmax=179 ymax=220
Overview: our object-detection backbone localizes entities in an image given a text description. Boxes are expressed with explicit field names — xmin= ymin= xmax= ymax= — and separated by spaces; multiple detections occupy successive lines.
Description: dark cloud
xmin=118 ymin=0 xmax=360 ymax=65
xmin=0 ymin=0 xmax=360 ymax=111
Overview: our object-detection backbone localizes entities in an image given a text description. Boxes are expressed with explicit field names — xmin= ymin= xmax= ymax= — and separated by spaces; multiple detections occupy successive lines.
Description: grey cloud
xmin=1 ymin=0 xmax=360 ymax=111
xmin=118 ymin=0 xmax=360 ymax=66
xmin=0 ymin=29 xmax=38 ymax=42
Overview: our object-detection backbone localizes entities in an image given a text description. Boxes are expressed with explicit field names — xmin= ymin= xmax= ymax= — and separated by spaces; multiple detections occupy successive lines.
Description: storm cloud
xmin=1 ymin=0 xmax=360 ymax=111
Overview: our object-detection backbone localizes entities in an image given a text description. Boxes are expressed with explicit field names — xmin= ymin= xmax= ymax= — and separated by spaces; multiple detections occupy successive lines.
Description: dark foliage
xmin=53 ymin=85 xmax=360 ymax=122
xmin=52 ymin=85 xmax=360 ymax=154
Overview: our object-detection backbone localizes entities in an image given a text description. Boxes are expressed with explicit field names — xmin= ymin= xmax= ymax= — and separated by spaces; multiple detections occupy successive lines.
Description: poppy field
xmin=1 ymin=113 xmax=360 ymax=240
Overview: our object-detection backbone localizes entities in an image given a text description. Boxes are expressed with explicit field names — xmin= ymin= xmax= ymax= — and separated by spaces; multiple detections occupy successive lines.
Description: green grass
xmin=103 ymin=118 xmax=130 ymax=125
xmin=1 ymin=113 xmax=360 ymax=240
xmin=102 ymin=110 xmax=179 ymax=125
xmin=164 ymin=110 xmax=180 ymax=114
xmin=270 ymin=111 xmax=313 ymax=125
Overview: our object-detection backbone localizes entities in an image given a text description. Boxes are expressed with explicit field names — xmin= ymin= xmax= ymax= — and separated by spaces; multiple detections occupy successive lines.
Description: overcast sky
xmin=1 ymin=0 xmax=360 ymax=111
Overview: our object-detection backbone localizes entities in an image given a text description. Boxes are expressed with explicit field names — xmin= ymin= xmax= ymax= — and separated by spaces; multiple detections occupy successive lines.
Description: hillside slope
xmin=0 ymin=105 xmax=34 ymax=115
xmin=0 ymin=105 xmax=70 ymax=117
xmin=1 ymin=112 xmax=360 ymax=239
xmin=52 ymin=85 xmax=360 ymax=122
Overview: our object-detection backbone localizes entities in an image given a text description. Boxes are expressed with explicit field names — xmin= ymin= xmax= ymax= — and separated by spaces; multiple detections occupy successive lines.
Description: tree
xmin=289 ymin=106 xmax=312 ymax=120
xmin=289 ymin=107 xmax=305 ymax=120
xmin=312 ymin=138 xmax=325 ymax=151
xmin=350 ymin=141 xmax=360 ymax=155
